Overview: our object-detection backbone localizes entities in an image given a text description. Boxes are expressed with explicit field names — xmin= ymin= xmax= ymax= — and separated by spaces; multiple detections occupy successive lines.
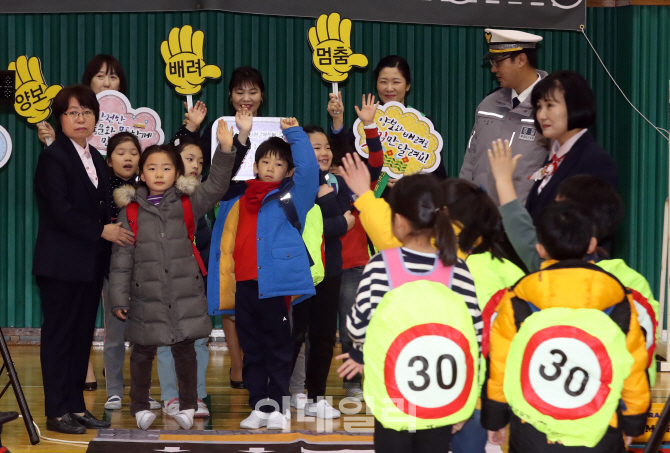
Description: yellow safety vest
xmin=504 ymin=306 xmax=633 ymax=447
xmin=364 ymin=248 xmax=479 ymax=431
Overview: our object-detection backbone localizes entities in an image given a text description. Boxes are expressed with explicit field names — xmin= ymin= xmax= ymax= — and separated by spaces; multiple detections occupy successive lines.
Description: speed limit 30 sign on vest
xmin=364 ymin=248 xmax=479 ymax=431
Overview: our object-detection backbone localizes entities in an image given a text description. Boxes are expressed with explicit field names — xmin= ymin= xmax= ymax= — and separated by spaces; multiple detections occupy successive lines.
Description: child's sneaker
xmin=174 ymin=409 xmax=195 ymax=430
xmin=135 ymin=410 xmax=156 ymax=430
xmin=148 ymin=397 xmax=161 ymax=410
xmin=240 ymin=410 xmax=268 ymax=429
xmin=266 ymin=410 xmax=290 ymax=430
xmin=290 ymin=393 xmax=308 ymax=410
xmin=305 ymin=399 xmax=340 ymax=419
xmin=194 ymin=399 xmax=210 ymax=418
xmin=345 ymin=387 xmax=365 ymax=402
xmin=104 ymin=395 xmax=122 ymax=410
xmin=162 ymin=398 xmax=179 ymax=416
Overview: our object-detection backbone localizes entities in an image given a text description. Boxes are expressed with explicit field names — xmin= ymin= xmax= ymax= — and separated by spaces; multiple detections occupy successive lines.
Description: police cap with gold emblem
xmin=483 ymin=29 xmax=542 ymax=60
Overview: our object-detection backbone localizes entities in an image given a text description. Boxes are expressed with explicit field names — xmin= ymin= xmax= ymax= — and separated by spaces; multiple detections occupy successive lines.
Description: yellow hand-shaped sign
xmin=160 ymin=25 xmax=222 ymax=96
xmin=8 ymin=56 xmax=62 ymax=124
xmin=308 ymin=13 xmax=368 ymax=83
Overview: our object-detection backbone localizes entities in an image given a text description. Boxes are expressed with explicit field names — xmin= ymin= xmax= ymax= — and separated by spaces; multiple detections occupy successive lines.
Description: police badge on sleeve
xmin=519 ymin=126 xmax=537 ymax=142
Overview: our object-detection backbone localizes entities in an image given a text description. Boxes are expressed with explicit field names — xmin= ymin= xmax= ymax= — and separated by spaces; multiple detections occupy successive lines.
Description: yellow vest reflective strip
xmin=465 ymin=252 xmax=524 ymax=311
xmin=596 ymin=259 xmax=658 ymax=386
xmin=364 ymin=248 xmax=478 ymax=431
xmin=504 ymin=307 xmax=633 ymax=447
xmin=302 ymin=206 xmax=324 ymax=286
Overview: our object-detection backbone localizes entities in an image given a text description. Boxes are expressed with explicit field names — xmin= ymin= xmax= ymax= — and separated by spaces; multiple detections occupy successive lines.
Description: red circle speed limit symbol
xmin=384 ymin=323 xmax=474 ymax=419
xmin=520 ymin=326 xmax=613 ymax=420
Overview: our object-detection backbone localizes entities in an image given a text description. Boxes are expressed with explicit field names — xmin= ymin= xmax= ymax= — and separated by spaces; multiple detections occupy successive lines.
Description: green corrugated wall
xmin=0 ymin=8 xmax=668 ymax=328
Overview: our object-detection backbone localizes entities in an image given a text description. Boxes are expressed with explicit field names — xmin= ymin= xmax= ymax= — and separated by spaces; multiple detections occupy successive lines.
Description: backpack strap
xmin=126 ymin=201 xmax=139 ymax=246
xmin=181 ymin=195 xmax=208 ymax=277
xmin=381 ymin=247 xmax=453 ymax=291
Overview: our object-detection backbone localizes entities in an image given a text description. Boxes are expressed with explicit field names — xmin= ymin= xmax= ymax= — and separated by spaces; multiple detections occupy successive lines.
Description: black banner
xmin=1 ymin=0 xmax=585 ymax=31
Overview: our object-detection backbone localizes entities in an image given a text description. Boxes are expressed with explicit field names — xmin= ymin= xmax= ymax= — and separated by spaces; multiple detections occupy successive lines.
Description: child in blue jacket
xmin=207 ymin=118 xmax=319 ymax=430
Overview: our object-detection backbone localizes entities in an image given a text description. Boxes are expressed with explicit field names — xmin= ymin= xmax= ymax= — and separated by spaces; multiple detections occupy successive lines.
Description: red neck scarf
xmin=244 ymin=179 xmax=281 ymax=212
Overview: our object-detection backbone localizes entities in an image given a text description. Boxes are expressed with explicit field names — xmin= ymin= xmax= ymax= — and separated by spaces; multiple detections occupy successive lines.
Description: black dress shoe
xmin=71 ymin=410 xmax=111 ymax=429
xmin=83 ymin=381 xmax=97 ymax=391
xmin=46 ymin=414 xmax=86 ymax=434
xmin=230 ymin=368 xmax=245 ymax=390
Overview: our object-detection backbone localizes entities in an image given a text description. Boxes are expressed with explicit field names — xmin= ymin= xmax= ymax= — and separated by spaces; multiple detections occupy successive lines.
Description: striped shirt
xmin=347 ymin=248 xmax=483 ymax=364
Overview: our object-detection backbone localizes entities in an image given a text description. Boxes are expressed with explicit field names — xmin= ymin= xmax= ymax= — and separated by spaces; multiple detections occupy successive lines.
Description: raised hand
xmin=338 ymin=152 xmax=372 ymax=197
xmin=488 ymin=139 xmax=521 ymax=183
xmin=236 ymin=108 xmax=253 ymax=134
xmin=217 ymin=120 xmax=234 ymax=153
xmin=354 ymin=94 xmax=380 ymax=126
xmin=160 ymin=25 xmax=222 ymax=95
xmin=236 ymin=108 xmax=254 ymax=146
xmin=487 ymin=138 xmax=521 ymax=206
xmin=184 ymin=100 xmax=207 ymax=132
xmin=8 ymin=56 xmax=62 ymax=124
xmin=308 ymin=13 xmax=368 ymax=83
xmin=327 ymin=92 xmax=344 ymax=131
xmin=280 ymin=117 xmax=299 ymax=130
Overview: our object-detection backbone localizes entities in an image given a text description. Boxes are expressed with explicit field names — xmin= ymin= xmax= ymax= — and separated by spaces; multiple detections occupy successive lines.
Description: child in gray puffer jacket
xmin=109 ymin=121 xmax=236 ymax=431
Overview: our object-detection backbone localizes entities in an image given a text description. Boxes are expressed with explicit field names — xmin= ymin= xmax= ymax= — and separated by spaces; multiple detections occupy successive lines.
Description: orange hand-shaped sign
xmin=160 ymin=25 xmax=222 ymax=95
xmin=308 ymin=13 xmax=368 ymax=83
xmin=8 ymin=56 xmax=62 ymax=124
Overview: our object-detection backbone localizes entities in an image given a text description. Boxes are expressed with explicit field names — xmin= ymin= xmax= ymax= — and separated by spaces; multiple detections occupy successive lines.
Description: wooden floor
xmin=2 ymin=344 xmax=670 ymax=453
xmin=1 ymin=344 xmax=375 ymax=453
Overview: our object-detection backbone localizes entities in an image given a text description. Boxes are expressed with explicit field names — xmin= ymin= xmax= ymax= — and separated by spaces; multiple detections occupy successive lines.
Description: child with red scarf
xmin=207 ymin=118 xmax=319 ymax=430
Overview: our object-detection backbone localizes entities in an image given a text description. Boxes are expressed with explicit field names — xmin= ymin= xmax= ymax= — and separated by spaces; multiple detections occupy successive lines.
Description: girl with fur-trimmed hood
xmin=108 ymin=121 xmax=237 ymax=431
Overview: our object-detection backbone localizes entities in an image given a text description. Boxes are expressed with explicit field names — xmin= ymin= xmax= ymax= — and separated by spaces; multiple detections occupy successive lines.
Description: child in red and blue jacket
xmin=207 ymin=118 xmax=319 ymax=430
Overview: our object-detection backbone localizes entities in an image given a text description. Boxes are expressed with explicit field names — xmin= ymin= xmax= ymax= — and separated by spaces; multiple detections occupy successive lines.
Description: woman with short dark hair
xmin=38 ymin=54 xmax=127 ymax=145
xmin=525 ymin=70 xmax=618 ymax=222
xmin=80 ymin=54 xmax=127 ymax=95
xmin=33 ymin=85 xmax=134 ymax=434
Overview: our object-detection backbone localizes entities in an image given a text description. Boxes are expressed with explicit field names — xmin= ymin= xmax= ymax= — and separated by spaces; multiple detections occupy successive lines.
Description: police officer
xmin=460 ymin=29 xmax=549 ymax=205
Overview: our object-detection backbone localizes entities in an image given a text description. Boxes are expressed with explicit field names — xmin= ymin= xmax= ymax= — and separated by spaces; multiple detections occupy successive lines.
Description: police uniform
xmin=460 ymin=29 xmax=550 ymax=205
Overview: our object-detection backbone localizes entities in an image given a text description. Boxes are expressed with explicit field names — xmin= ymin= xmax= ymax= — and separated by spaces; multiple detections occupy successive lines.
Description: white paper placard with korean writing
xmin=210 ymin=117 xmax=284 ymax=181
xmin=353 ymin=101 xmax=443 ymax=178
xmin=89 ymin=90 xmax=165 ymax=154
xmin=0 ymin=124 xmax=12 ymax=168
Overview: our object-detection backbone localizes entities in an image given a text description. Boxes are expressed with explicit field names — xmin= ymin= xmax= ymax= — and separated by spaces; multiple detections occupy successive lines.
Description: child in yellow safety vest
xmin=487 ymin=139 xmax=658 ymax=386
xmin=338 ymin=174 xmax=483 ymax=453
xmin=337 ymin=150 xmax=524 ymax=453
xmin=482 ymin=202 xmax=650 ymax=453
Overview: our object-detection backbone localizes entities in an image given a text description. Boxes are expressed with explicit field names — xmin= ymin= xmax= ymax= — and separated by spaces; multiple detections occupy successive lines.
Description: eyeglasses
xmin=490 ymin=56 xmax=511 ymax=68
xmin=63 ymin=110 xmax=94 ymax=119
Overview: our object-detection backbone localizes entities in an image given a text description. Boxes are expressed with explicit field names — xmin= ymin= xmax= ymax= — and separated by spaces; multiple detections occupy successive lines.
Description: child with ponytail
xmin=339 ymin=174 xmax=483 ymax=453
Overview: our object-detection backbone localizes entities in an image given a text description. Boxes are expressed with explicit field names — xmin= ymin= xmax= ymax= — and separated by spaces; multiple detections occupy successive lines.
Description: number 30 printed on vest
xmin=385 ymin=323 xmax=475 ymax=419
xmin=520 ymin=326 xmax=613 ymax=419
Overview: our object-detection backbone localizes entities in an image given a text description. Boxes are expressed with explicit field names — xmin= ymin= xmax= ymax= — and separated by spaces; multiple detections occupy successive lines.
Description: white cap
xmin=483 ymin=29 xmax=543 ymax=60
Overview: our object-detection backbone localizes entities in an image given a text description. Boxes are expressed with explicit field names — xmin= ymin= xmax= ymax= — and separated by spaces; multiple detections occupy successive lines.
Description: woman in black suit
xmin=525 ymin=70 xmax=618 ymax=222
xmin=32 ymin=85 xmax=134 ymax=434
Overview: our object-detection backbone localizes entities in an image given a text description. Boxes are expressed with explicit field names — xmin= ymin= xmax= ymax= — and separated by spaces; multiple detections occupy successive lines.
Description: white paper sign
xmin=90 ymin=90 xmax=165 ymax=154
xmin=0 ymin=125 xmax=12 ymax=168
xmin=210 ymin=117 xmax=284 ymax=181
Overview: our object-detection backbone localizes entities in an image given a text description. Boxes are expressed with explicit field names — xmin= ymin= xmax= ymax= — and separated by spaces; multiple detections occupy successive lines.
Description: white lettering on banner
xmin=528 ymin=337 xmax=601 ymax=409
xmin=434 ymin=0 xmax=582 ymax=7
